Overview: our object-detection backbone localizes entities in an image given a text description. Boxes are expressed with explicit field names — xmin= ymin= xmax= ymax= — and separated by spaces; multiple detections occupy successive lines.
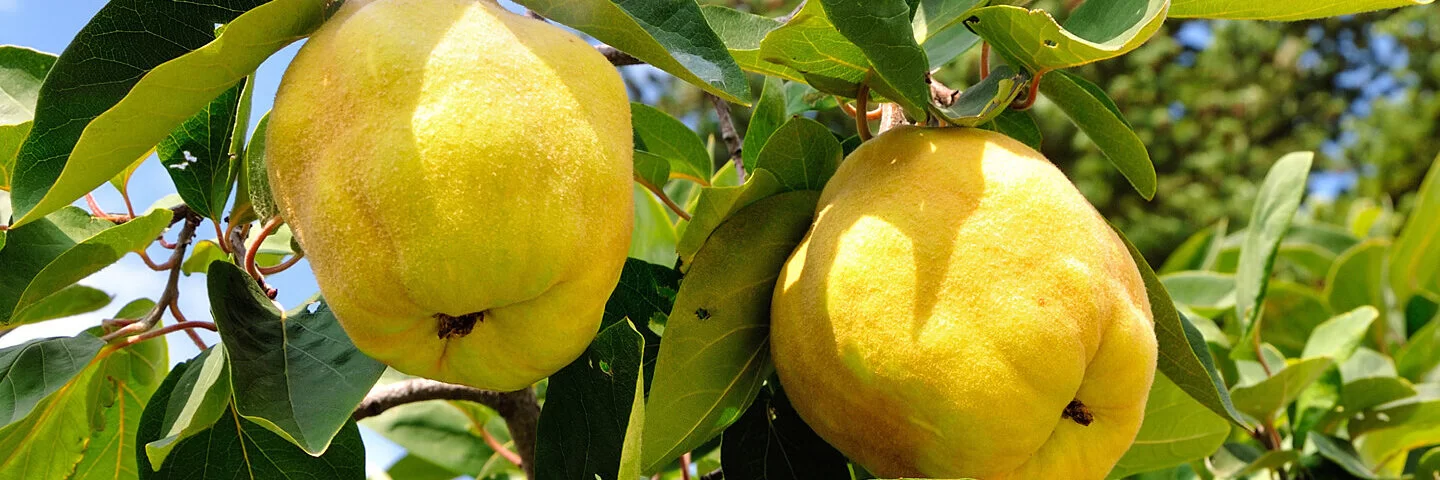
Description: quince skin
xmin=771 ymin=127 xmax=1156 ymax=479
xmin=265 ymin=0 xmax=632 ymax=391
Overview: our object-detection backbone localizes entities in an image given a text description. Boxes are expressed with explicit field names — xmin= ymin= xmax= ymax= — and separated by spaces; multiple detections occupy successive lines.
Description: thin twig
xmin=168 ymin=301 xmax=208 ymax=350
xmin=639 ymin=180 xmax=692 ymax=221
xmin=258 ymin=252 xmax=305 ymax=276
xmin=101 ymin=215 xmax=201 ymax=342
xmin=980 ymin=42 xmax=991 ymax=78
xmin=1010 ymin=70 xmax=1048 ymax=111
xmin=213 ymin=220 xmax=230 ymax=254
xmin=839 ymin=98 xmax=884 ymax=119
xmin=707 ymin=93 xmax=745 ymax=183
xmin=246 ymin=217 xmax=283 ymax=281
xmin=681 ymin=452 xmax=693 ymax=480
xmin=110 ymin=321 xmax=217 ymax=348
xmin=699 ymin=469 xmax=723 ymax=480
xmin=481 ymin=428 xmax=523 ymax=467
xmin=354 ymin=379 xmax=541 ymax=479
xmin=137 ymin=249 xmax=176 ymax=271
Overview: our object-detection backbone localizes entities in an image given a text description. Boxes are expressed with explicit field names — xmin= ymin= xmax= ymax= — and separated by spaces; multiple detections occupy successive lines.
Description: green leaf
xmin=1352 ymin=393 xmax=1440 ymax=470
xmin=1159 ymin=220 xmax=1228 ymax=274
xmin=1161 ymin=271 xmax=1235 ymax=318
xmin=1390 ymin=154 xmax=1440 ymax=304
xmin=158 ymin=79 xmax=245 ymax=221
xmin=535 ymin=320 xmax=646 ymax=480
xmin=1234 ymin=152 xmax=1313 ymax=332
xmin=385 ymin=454 xmax=464 ymax=480
xmin=1116 ymin=225 xmax=1249 ymax=427
xmin=0 ymin=332 xmax=165 ymax=479
xmin=1040 ymin=71 xmax=1155 ymax=199
xmin=675 ymin=170 xmax=786 ymax=265
xmin=642 ymin=191 xmax=819 ymax=473
xmin=1233 ymin=449 xmax=1300 ymax=477
xmin=700 ymin=6 xmax=803 ymax=82
xmin=1 ymin=207 xmax=171 ymax=326
xmin=632 ymin=103 xmax=711 ymax=185
xmin=0 ymin=333 xmax=106 ymax=427
xmin=758 ymin=3 xmax=871 ymax=99
xmin=819 ymin=0 xmax=932 ymax=119
xmin=136 ymin=358 xmax=365 ymax=479
xmin=1396 ymin=316 xmax=1440 ymax=382
xmin=964 ymin=0 xmax=1168 ymax=73
xmin=1108 ymin=374 xmax=1230 ymax=479
xmin=143 ymin=346 xmax=233 ymax=469
xmin=914 ymin=0 xmax=986 ymax=69
xmin=633 ymin=150 xmax=672 ymax=193
xmin=70 ymin=328 xmax=167 ymax=480
xmin=0 ymin=46 xmax=57 ymax=190
xmin=720 ymin=385 xmax=849 ymax=479
xmin=9 ymin=0 xmax=327 ymax=227
xmin=245 ymin=112 xmax=278 ymax=222
xmin=604 ymin=259 xmax=683 ymax=393
xmin=1246 ymin=281 xmax=1331 ymax=359
xmin=630 ymin=184 xmax=680 ymax=266
xmin=751 ymin=118 xmax=842 ymax=191
xmin=359 ymin=400 xmax=500 ymax=476
xmin=1310 ymin=433 xmax=1379 ymax=479
xmin=1169 ymin=0 xmax=1433 ymax=20
xmin=208 ymin=262 xmax=386 ymax=455
xmin=516 ymin=0 xmax=750 ymax=104
xmin=933 ymin=64 xmax=1029 ymax=127
xmin=1416 ymin=447 xmax=1440 ymax=480
xmin=1302 ymin=307 xmax=1378 ymax=362
xmin=181 ymin=240 xmax=232 ymax=276
xmin=742 ymin=77 xmax=788 ymax=174
xmin=1326 ymin=239 xmax=1390 ymax=316
xmin=984 ymin=108 xmax=1041 ymax=150
xmin=1230 ymin=356 xmax=1334 ymax=422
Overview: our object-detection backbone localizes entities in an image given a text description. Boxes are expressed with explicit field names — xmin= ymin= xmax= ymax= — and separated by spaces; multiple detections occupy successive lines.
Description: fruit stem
xmin=856 ymin=81 xmax=873 ymax=141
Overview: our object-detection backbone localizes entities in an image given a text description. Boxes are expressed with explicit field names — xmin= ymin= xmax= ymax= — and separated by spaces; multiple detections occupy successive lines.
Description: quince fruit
xmin=265 ymin=0 xmax=632 ymax=391
xmin=771 ymin=127 xmax=1156 ymax=479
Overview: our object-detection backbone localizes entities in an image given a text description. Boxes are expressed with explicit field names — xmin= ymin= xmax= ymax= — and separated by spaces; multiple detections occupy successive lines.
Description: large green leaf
xmin=631 ymin=103 xmax=711 ymax=185
xmin=675 ymin=170 xmax=786 ymax=265
xmin=1234 ymin=152 xmax=1313 ymax=333
xmin=0 ymin=333 xmax=166 ymax=479
xmin=0 ymin=333 xmax=106 ymax=427
xmin=1326 ymin=239 xmax=1390 ymax=316
xmin=1310 ymin=433 xmax=1381 ymax=479
xmin=359 ymin=400 xmax=504 ymax=477
xmin=1161 ymin=271 xmax=1235 ymax=318
xmin=1396 ymin=317 xmax=1440 ymax=382
xmin=535 ymin=320 xmax=646 ymax=480
xmin=1352 ymin=389 xmax=1440 ymax=472
xmin=1 ymin=207 xmax=170 ymax=327
xmin=158 ymin=79 xmax=246 ymax=221
xmin=719 ymin=385 xmax=849 ymax=479
xmin=0 ymin=46 xmax=57 ymax=190
xmin=1107 ymin=374 xmax=1230 ymax=479
xmin=70 ymin=328 xmax=168 ymax=480
xmin=208 ymin=262 xmax=385 ymax=455
xmin=136 ymin=357 xmax=365 ymax=478
xmin=1040 ymin=71 xmax=1155 ymax=199
xmin=630 ymin=184 xmax=679 ymax=266
xmin=964 ymin=0 xmax=1168 ymax=73
xmin=751 ymin=118 xmax=842 ymax=191
xmin=1390 ymin=154 xmax=1440 ymax=304
xmin=1230 ymin=356 xmax=1334 ymax=423
xmin=1116 ymin=226 xmax=1249 ymax=427
xmin=244 ymin=112 xmax=278 ymax=222
xmin=516 ymin=0 xmax=750 ymax=104
xmin=1159 ymin=220 xmax=1228 ymax=274
xmin=1302 ymin=307 xmax=1378 ymax=362
xmin=913 ymin=0 xmax=986 ymax=69
xmin=143 ymin=346 xmax=233 ymax=468
xmin=757 ymin=2 xmax=871 ymax=99
xmin=818 ymin=0 xmax=932 ymax=119
xmin=9 ymin=0 xmax=327 ymax=227
xmin=1169 ymin=0 xmax=1433 ymax=20
xmin=700 ymin=6 xmax=803 ymax=82
xmin=742 ymin=77 xmax=788 ymax=174
xmin=642 ymin=192 xmax=818 ymax=473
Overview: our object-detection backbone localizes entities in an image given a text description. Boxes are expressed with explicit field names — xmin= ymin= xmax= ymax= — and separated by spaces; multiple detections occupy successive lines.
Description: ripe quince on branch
xmin=265 ymin=0 xmax=633 ymax=391
xmin=772 ymin=127 xmax=1157 ymax=479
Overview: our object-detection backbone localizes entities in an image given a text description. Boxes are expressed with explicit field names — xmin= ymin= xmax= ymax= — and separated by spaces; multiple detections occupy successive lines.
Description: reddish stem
xmin=980 ymin=42 xmax=991 ymax=78
xmin=111 ymin=321 xmax=217 ymax=348
xmin=481 ymin=428 xmax=523 ymax=467
xmin=258 ymin=252 xmax=305 ymax=276
xmin=246 ymin=217 xmax=284 ymax=281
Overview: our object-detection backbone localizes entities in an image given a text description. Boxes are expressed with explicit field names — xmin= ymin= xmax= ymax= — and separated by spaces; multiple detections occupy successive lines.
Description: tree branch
xmin=353 ymin=379 xmax=541 ymax=479
xmin=707 ymin=93 xmax=745 ymax=182
xmin=101 ymin=213 xmax=201 ymax=342
xmin=597 ymin=44 xmax=643 ymax=66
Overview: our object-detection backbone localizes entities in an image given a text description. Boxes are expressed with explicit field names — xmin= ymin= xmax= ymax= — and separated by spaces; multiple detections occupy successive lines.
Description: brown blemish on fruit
xmin=1062 ymin=399 xmax=1094 ymax=426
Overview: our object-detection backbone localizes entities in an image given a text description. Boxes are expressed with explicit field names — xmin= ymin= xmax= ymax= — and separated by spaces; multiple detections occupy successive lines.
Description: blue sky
xmin=1 ymin=0 xmax=408 ymax=475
